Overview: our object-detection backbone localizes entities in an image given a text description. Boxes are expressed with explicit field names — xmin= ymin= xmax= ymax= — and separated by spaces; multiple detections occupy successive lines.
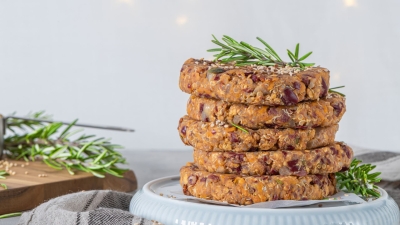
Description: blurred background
xmin=0 ymin=0 xmax=399 ymax=152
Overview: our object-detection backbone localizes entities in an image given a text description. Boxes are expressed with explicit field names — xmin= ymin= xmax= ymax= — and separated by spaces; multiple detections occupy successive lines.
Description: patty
xmin=180 ymin=162 xmax=337 ymax=205
xmin=193 ymin=142 xmax=353 ymax=176
xmin=179 ymin=58 xmax=330 ymax=106
xmin=186 ymin=93 xmax=345 ymax=129
xmin=178 ymin=116 xmax=338 ymax=151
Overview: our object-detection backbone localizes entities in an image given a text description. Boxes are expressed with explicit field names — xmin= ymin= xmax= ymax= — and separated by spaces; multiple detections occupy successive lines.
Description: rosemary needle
xmin=230 ymin=122 xmax=249 ymax=134
xmin=329 ymin=86 xmax=346 ymax=97
xmin=0 ymin=212 xmax=22 ymax=219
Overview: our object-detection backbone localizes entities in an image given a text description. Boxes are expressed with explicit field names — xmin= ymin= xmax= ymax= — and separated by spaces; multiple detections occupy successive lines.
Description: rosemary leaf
xmin=329 ymin=85 xmax=346 ymax=97
xmin=298 ymin=51 xmax=313 ymax=61
xmin=294 ymin=43 xmax=300 ymax=59
xmin=229 ymin=122 xmax=249 ymax=134
xmin=0 ymin=212 xmax=22 ymax=219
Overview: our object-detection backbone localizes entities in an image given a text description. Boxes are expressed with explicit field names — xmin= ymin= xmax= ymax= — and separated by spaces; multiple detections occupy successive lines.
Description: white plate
xmin=130 ymin=175 xmax=400 ymax=225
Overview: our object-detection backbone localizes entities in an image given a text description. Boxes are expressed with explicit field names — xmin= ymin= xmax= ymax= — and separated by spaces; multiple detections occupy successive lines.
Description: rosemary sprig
xmin=336 ymin=158 xmax=381 ymax=198
xmin=329 ymin=85 xmax=346 ymax=97
xmin=208 ymin=35 xmax=315 ymax=68
xmin=229 ymin=122 xmax=249 ymax=134
xmin=3 ymin=112 xmax=128 ymax=178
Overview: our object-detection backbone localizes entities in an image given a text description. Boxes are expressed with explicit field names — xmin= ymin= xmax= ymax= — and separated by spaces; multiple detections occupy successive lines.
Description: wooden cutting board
xmin=0 ymin=159 xmax=137 ymax=215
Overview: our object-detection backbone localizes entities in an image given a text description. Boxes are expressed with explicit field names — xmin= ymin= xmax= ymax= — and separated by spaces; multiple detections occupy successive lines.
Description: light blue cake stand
xmin=130 ymin=175 xmax=400 ymax=225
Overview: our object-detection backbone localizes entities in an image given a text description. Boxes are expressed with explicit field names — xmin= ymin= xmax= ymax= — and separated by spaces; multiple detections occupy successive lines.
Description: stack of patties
xmin=178 ymin=58 xmax=353 ymax=205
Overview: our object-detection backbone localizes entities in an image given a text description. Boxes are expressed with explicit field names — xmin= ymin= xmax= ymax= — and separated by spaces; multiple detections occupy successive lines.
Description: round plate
xmin=130 ymin=175 xmax=400 ymax=225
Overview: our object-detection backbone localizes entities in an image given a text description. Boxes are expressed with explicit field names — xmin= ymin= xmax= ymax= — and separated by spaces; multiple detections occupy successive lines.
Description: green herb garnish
xmin=329 ymin=85 xmax=346 ymax=97
xmin=3 ymin=112 xmax=128 ymax=178
xmin=336 ymin=158 xmax=381 ymax=198
xmin=208 ymin=35 xmax=315 ymax=68
xmin=0 ymin=183 xmax=7 ymax=189
xmin=229 ymin=122 xmax=249 ymax=134
xmin=0 ymin=170 xmax=8 ymax=179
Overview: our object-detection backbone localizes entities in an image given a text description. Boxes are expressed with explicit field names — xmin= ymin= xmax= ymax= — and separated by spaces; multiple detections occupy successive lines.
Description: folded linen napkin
xmin=17 ymin=150 xmax=400 ymax=225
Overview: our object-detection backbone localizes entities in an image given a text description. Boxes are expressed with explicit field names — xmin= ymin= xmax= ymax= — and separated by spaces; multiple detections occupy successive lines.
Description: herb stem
xmin=0 ymin=212 xmax=22 ymax=219
xmin=229 ymin=122 xmax=249 ymax=134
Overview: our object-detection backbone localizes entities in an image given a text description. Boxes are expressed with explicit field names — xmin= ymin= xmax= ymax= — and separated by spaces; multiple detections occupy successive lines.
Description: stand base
xmin=130 ymin=175 xmax=399 ymax=225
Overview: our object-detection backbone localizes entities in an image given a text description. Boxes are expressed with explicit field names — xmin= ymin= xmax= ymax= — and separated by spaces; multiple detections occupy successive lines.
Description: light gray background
xmin=1 ymin=0 xmax=399 ymax=152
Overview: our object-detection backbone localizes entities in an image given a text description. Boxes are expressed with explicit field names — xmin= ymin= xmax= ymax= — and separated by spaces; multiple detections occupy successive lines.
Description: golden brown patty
xmin=186 ymin=93 xmax=345 ymax=129
xmin=178 ymin=116 xmax=338 ymax=151
xmin=193 ymin=142 xmax=353 ymax=176
xmin=179 ymin=58 xmax=330 ymax=106
xmin=180 ymin=162 xmax=337 ymax=205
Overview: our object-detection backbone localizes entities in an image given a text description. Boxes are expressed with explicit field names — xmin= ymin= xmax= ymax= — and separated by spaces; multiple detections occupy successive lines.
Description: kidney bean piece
xmin=339 ymin=166 xmax=349 ymax=172
xmin=281 ymin=87 xmax=299 ymax=105
xmin=199 ymin=177 xmax=207 ymax=182
xmin=287 ymin=159 xmax=299 ymax=168
xmin=301 ymin=74 xmax=312 ymax=87
xmin=211 ymin=130 xmax=216 ymax=135
xmin=188 ymin=175 xmax=198 ymax=185
xmin=199 ymin=103 xmax=204 ymax=114
xmin=280 ymin=113 xmax=290 ymax=123
xmin=230 ymin=133 xmax=240 ymax=143
xmin=267 ymin=107 xmax=278 ymax=115
xmin=319 ymin=78 xmax=328 ymax=97
xmin=295 ymin=170 xmax=307 ymax=177
xmin=207 ymin=174 xmax=220 ymax=182
xmin=332 ymin=102 xmax=343 ymax=117
xmin=310 ymin=176 xmax=322 ymax=188
xmin=286 ymin=145 xmax=295 ymax=150
xmin=233 ymin=153 xmax=244 ymax=163
xmin=180 ymin=126 xmax=187 ymax=135
xmin=269 ymin=169 xmax=279 ymax=175
xmin=251 ymin=74 xmax=259 ymax=83
xmin=232 ymin=166 xmax=242 ymax=174
xmin=341 ymin=145 xmax=351 ymax=158
xmin=182 ymin=185 xmax=190 ymax=195
xmin=293 ymin=82 xmax=301 ymax=90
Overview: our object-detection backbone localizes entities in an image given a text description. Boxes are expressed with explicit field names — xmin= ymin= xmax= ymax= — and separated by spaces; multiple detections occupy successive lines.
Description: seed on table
xmin=25 ymin=171 xmax=28 ymax=175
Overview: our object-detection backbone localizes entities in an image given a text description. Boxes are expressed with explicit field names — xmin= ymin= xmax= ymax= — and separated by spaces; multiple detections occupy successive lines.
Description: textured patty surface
xmin=179 ymin=58 xmax=330 ymax=106
xmin=180 ymin=163 xmax=337 ymax=205
xmin=178 ymin=116 xmax=338 ymax=151
xmin=193 ymin=143 xmax=353 ymax=176
xmin=187 ymin=93 xmax=345 ymax=129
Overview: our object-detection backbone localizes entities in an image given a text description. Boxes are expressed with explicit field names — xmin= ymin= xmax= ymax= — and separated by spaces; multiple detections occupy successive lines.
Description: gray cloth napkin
xmin=17 ymin=150 xmax=400 ymax=225
xmin=17 ymin=190 xmax=155 ymax=225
